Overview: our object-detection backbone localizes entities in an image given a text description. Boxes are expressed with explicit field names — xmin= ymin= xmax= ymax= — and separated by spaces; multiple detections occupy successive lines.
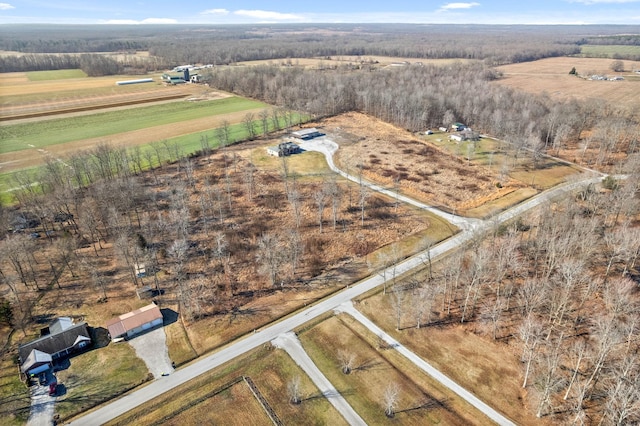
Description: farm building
xmin=106 ymin=303 xmax=164 ymax=341
xmin=18 ymin=317 xmax=92 ymax=376
xmin=267 ymin=141 xmax=301 ymax=157
xmin=115 ymin=78 xmax=153 ymax=86
xmin=449 ymin=129 xmax=480 ymax=143
xmin=291 ymin=128 xmax=323 ymax=140
xmin=161 ymin=73 xmax=186 ymax=85
xmin=451 ymin=122 xmax=467 ymax=132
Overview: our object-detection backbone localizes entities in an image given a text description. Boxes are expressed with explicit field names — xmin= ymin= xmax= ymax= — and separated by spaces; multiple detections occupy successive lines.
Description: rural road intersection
xmin=68 ymin=138 xmax=603 ymax=425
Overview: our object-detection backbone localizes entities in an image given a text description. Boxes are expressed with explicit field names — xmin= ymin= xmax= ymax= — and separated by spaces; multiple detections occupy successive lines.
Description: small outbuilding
xmin=291 ymin=128 xmax=323 ymax=140
xmin=106 ymin=303 xmax=164 ymax=341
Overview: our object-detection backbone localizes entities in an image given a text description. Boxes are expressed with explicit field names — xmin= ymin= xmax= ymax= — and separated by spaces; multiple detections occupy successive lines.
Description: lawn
xmin=427 ymin=134 xmax=580 ymax=188
xmin=26 ymin=69 xmax=88 ymax=81
xmin=0 ymin=96 xmax=266 ymax=154
xmin=55 ymin=341 xmax=150 ymax=422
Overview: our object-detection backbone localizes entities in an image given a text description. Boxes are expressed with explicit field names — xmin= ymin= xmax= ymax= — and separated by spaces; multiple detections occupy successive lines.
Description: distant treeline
xmin=0 ymin=54 xmax=124 ymax=76
xmin=3 ymin=24 xmax=640 ymax=74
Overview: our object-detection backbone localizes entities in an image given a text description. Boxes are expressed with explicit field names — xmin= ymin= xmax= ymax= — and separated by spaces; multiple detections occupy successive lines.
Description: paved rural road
xmin=272 ymin=332 xmax=367 ymax=426
xmin=68 ymin=140 xmax=604 ymax=426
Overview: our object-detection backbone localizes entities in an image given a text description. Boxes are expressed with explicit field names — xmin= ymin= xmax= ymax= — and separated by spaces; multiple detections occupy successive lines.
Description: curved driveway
xmin=69 ymin=138 xmax=603 ymax=426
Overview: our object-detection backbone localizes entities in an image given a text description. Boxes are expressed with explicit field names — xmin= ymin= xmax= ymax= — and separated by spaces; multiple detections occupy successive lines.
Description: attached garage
xmin=106 ymin=303 xmax=164 ymax=341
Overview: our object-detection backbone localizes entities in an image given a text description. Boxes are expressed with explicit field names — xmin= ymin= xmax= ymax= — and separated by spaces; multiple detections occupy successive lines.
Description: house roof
xmin=21 ymin=349 xmax=52 ymax=373
xmin=105 ymin=303 xmax=163 ymax=338
xmin=291 ymin=128 xmax=320 ymax=138
xmin=18 ymin=322 xmax=91 ymax=363
xmin=49 ymin=317 xmax=73 ymax=335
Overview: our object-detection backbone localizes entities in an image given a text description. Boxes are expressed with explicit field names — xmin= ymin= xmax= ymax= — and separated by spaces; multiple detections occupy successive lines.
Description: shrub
xmin=602 ymin=175 xmax=619 ymax=190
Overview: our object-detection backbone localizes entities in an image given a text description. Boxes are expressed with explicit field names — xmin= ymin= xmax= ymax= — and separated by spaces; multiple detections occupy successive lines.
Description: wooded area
xmin=3 ymin=24 xmax=640 ymax=73
xmin=1 ymin=24 xmax=639 ymax=424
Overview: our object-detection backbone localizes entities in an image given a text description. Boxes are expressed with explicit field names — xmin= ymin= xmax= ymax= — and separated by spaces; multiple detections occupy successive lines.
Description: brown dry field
xmin=236 ymin=56 xmax=474 ymax=68
xmin=319 ymin=112 xmax=527 ymax=215
xmin=495 ymin=57 xmax=640 ymax=110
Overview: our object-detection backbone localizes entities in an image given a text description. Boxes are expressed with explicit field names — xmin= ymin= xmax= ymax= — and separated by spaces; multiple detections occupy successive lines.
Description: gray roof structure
xmin=21 ymin=349 xmax=52 ymax=373
xmin=18 ymin=322 xmax=91 ymax=364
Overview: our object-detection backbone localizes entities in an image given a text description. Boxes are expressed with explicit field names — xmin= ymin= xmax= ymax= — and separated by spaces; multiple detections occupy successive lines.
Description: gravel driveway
xmin=127 ymin=327 xmax=174 ymax=379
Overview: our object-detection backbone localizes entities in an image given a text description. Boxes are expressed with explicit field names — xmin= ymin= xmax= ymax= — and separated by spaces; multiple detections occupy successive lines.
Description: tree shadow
xmin=352 ymin=358 xmax=384 ymax=372
xmin=303 ymin=388 xmax=356 ymax=402
xmin=90 ymin=327 xmax=110 ymax=349
xmin=396 ymin=396 xmax=450 ymax=414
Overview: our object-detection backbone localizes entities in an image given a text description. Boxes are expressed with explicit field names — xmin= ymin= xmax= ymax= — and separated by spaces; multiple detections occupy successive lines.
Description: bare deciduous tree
xmin=287 ymin=375 xmax=302 ymax=405
xmin=337 ymin=349 xmax=356 ymax=374
xmin=383 ymin=383 xmax=400 ymax=418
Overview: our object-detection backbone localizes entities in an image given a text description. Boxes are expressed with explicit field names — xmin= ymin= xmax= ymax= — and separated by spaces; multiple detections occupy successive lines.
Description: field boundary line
xmin=243 ymin=376 xmax=283 ymax=426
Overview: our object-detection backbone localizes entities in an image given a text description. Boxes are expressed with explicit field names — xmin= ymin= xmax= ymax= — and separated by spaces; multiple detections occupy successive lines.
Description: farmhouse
xmin=267 ymin=141 xmax=301 ymax=157
xmin=291 ymin=128 xmax=323 ymax=140
xmin=106 ymin=303 xmax=164 ymax=341
xmin=18 ymin=317 xmax=92 ymax=376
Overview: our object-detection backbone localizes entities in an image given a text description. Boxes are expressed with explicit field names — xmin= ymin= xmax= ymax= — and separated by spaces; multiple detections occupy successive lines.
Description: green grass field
xmin=0 ymin=97 xmax=266 ymax=154
xmin=580 ymin=44 xmax=640 ymax=59
xmin=0 ymin=113 xmax=307 ymax=204
xmin=26 ymin=69 xmax=88 ymax=81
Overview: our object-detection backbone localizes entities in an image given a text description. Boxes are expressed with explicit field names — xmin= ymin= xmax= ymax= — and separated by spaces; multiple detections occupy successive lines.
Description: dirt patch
xmin=311 ymin=112 xmax=524 ymax=214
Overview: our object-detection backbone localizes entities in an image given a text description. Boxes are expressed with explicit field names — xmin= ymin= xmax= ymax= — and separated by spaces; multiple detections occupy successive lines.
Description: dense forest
xmin=3 ymin=24 xmax=640 ymax=73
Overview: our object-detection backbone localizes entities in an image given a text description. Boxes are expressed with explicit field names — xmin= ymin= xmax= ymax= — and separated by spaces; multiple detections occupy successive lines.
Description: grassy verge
xmin=55 ymin=343 xmax=150 ymax=422
xmin=164 ymin=315 xmax=197 ymax=368
xmin=1 ymin=96 xmax=266 ymax=153
xmin=105 ymin=346 xmax=345 ymax=425
xmin=464 ymin=187 xmax=538 ymax=218
xmin=26 ymin=69 xmax=88 ymax=81
xmin=298 ymin=315 xmax=490 ymax=425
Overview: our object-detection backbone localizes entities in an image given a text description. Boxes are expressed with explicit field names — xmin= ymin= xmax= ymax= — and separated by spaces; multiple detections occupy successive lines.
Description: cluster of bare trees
xmin=0 ymin=125 xmax=407 ymax=324
xmin=204 ymin=62 xmax=639 ymax=169
xmin=385 ymin=167 xmax=640 ymax=423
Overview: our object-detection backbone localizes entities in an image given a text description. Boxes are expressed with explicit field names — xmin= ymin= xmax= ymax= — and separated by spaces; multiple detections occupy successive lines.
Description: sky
xmin=0 ymin=0 xmax=639 ymax=25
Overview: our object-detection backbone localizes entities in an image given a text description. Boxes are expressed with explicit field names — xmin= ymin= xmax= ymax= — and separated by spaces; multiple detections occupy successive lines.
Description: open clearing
xmin=314 ymin=112 xmax=581 ymax=217
xmin=495 ymin=57 xmax=640 ymax=110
